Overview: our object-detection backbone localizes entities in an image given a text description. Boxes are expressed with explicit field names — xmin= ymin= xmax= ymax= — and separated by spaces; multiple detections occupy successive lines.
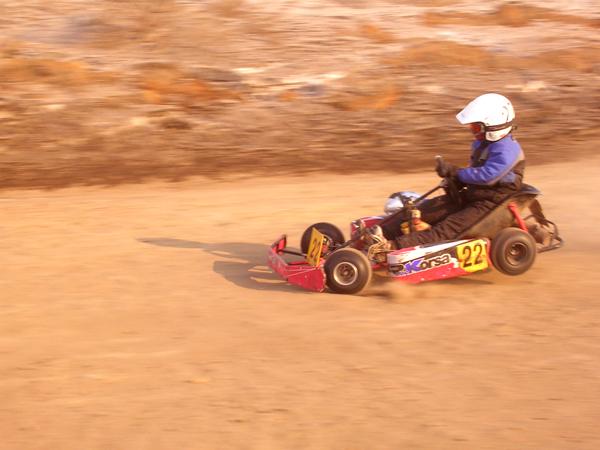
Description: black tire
xmin=300 ymin=222 xmax=345 ymax=254
xmin=324 ymin=248 xmax=372 ymax=295
xmin=491 ymin=228 xmax=537 ymax=276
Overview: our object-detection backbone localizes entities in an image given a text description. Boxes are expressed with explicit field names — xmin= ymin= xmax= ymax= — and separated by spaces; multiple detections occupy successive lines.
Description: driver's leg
xmin=381 ymin=194 xmax=458 ymax=240
xmin=394 ymin=200 xmax=496 ymax=248
xmin=419 ymin=194 xmax=461 ymax=225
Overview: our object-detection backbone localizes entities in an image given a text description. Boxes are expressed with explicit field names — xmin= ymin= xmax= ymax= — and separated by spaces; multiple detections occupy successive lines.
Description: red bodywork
xmin=267 ymin=236 xmax=326 ymax=292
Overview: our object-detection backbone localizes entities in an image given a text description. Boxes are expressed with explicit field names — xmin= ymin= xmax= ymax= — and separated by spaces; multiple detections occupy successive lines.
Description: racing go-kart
xmin=267 ymin=157 xmax=563 ymax=295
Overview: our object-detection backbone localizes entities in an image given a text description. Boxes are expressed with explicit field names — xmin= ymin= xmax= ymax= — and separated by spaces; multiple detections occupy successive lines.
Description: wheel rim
xmin=505 ymin=242 xmax=529 ymax=266
xmin=332 ymin=261 xmax=359 ymax=286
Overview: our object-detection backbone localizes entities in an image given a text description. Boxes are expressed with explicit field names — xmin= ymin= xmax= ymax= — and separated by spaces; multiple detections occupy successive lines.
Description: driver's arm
xmin=457 ymin=143 xmax=524 ymax=186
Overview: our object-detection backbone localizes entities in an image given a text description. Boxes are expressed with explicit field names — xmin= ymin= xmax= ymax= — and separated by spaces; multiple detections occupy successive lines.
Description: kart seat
xmin=459 ymin=184 xmax=541 ymax=240
xmin=515 ymin=183 xmax=541 ymax=196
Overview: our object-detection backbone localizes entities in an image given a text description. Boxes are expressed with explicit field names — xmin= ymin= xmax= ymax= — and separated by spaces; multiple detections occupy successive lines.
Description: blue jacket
xmin=457 ymin=135 xmax=525 ymax=187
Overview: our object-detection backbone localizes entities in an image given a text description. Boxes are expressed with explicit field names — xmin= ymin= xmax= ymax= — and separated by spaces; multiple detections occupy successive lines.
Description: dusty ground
xmin=2 ymin=159 xmax=600 ymax=449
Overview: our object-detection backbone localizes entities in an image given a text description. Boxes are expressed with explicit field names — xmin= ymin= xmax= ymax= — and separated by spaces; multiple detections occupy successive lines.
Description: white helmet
xmin=456 ymin=93 xmax=515 ymax=142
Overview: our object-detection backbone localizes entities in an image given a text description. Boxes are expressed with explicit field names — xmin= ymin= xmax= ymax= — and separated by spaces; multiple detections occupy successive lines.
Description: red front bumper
xmin=267 ymin=235 xmax=326 ymax=292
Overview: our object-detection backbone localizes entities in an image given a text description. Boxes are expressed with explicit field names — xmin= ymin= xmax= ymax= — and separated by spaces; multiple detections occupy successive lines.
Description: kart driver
xmin=378 ymin=93 xmax=525 ymax=249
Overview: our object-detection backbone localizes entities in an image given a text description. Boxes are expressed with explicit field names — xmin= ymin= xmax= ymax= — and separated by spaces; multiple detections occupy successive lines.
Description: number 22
xmin=461 ymin=242 xmax=483 ymax=267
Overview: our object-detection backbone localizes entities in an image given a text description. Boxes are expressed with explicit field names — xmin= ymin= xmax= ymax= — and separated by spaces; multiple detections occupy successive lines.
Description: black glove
xmin=436 ymin=160 xmax=459 ymax=179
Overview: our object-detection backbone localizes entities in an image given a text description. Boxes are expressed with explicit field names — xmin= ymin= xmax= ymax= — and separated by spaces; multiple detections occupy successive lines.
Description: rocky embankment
xmin=1 ymin=0 xmax=599 ymax=189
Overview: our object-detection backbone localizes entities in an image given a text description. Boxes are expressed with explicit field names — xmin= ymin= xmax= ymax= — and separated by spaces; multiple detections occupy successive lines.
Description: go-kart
xmin=267 ymin=157 xmax=563 ymax=295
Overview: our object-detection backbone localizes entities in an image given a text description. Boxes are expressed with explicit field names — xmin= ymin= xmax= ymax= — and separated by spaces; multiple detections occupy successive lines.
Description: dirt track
xmin=2 ymin=159 xmax=599 ymax=449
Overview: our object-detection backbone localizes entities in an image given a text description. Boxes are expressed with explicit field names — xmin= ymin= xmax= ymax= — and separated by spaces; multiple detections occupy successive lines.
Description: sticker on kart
xmin=456 ymin=239 xmax=488 ymax=272
xmin=389 ymin=252 xmax=455 ymax=276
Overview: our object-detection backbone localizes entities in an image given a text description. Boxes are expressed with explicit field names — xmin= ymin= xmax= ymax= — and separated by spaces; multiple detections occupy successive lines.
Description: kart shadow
xmin=138 ymin=238 xmax=304 ymax=293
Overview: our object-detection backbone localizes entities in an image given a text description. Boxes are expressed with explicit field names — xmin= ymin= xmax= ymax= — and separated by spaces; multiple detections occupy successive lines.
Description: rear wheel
xmin=300 ymin=222 xmax=345 ymax=254
xmin=491 ymin=228 xmax=537 ymax=276
xmin=324 ymin=248 xmax=372 ymax=295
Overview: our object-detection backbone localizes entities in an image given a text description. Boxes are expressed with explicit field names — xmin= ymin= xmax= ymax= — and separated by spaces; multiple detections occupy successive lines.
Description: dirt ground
xmin=2 ymin=159 xmax=600 ymax=449
xmin=2 ymin=1 xmax=600 ymax=449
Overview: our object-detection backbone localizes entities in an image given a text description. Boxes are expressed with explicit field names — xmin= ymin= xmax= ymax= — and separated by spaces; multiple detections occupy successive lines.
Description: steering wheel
xmin=436 ymin=156 xmax=463 ymax=208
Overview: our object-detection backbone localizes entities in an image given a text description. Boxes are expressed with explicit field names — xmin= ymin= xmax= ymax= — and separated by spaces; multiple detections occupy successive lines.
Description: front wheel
xmin=300 ymin=222 xmax=345 ymax=255
xmin=491 ymin=228 xmax=537 ymax=276
xmin=324 ymin=248 xmax=372 ymax=295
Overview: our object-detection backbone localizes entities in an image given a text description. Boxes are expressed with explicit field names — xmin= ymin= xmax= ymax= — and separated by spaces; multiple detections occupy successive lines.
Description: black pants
xmin=381 ymin=194 xmax=497 ymax=248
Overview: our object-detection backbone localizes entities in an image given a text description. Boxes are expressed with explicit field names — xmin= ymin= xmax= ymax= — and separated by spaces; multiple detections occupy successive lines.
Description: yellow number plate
xmin=457 ymin=239 xmax=488 ymax=273
xmin=306 ymin=227 xmax=325 ymax=267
